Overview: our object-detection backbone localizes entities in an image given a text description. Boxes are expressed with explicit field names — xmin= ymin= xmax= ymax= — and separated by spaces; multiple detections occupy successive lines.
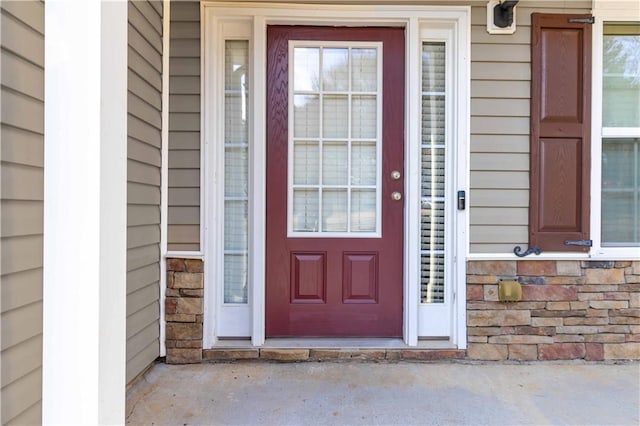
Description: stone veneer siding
xmin=467 ymin=260 xmax=640 ymax=361
xmin=164 ymin=258 xmax=639 ymax=363
xmin=166 ymin=258 xmax=204 ymax=363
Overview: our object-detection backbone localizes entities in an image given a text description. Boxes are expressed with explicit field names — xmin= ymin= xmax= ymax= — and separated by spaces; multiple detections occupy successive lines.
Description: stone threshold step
xmin=202 ymin=348 xmax=466 ymax=362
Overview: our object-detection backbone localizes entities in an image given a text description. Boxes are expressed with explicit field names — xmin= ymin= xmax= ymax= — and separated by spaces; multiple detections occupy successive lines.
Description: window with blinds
xmin=602 ymin=22 xmax=640 ymax=246
xmin=289 ymin=44 xmax=381 ymax=236
xmin=224 ymin=40 xmax=249 ymax=303
xmin=421 ymin=42 xmax=446 ymax=304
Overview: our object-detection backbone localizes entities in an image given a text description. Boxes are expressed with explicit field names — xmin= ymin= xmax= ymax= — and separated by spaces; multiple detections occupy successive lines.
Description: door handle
xmin=391 ymin=191 xmax=402 ymax=201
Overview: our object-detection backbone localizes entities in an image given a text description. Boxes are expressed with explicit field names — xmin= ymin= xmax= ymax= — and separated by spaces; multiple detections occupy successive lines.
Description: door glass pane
xmin=351 ymin=142 xmax=376 ymax=185
xmin=323 ymin=48 xmax=349 ymax=91
xmin=352 ymin=48 xmax=377 ymax=92
xmin=294 ymin=95 xmax=320 ymax=138
xmin=421 ymin=42 xmax=446 ymax=304
xmin=323 ymin=95 xmax=348 ymax=138
xmin=351 ymin=95 xmax=377 ymax=139
xmin=293 ymin=189 xmax=319 ymax=232
xmin=294 ymin=142 xmax=319 ymax=185
xmin=601 ymin=138 xmax=640 ymax=245
xmin=603 ymin=23 xmax=640 ymax=127
xmin=290 ymin=43 xmax=381 ymax=235
xmin=322 ymin=190 xmax=348 ymax=232
xmin=224 ymin=40 xmax=249 ymax=303
xmin=351 ymin=189 xmax=376 ymax=232
xmin=294 ymin=47 xmax=320 ymax=91
xmin=322 ymin=142 xmax=348 ymax=185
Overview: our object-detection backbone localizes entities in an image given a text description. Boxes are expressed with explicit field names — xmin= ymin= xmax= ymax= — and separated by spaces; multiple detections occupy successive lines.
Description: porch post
xmin=43 ymin=0 xmax=127 ymax=424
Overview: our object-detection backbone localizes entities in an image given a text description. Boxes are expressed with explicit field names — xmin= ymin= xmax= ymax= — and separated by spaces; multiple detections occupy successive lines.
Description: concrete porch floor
xmin=126 ymin=361 xmax=640 ymax=425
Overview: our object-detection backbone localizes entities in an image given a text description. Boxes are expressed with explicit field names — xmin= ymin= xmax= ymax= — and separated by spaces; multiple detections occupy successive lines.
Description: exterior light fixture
xmin=487 ymin=0 xmax=519 ymax=34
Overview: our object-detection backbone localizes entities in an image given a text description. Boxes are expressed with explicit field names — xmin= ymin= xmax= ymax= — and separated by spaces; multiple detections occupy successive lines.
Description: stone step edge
xmin=201 ymin=348 xmax=466 ymax=362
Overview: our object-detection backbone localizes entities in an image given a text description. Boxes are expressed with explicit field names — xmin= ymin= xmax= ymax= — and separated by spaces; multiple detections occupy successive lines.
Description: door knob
xmin=391 ymin=191 xmax=402 ymax=201
xmin=391 ymin=170 xmax=401 ymax=180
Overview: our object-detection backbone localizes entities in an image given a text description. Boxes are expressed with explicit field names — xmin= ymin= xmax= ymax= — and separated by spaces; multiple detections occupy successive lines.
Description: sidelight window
xmin=421 ymin=41 xmax=447 ymax=303
xmin=223 ymin=40 xmax=250 ymax=303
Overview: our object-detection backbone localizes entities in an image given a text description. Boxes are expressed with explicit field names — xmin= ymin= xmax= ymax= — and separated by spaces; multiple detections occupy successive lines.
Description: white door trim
xmin=202 ymin=2 xmax=470 ymax=348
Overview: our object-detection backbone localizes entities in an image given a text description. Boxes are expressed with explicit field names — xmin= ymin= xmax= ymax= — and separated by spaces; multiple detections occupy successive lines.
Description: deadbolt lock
xmin=391 ymin=170 xmax=401 ymax=180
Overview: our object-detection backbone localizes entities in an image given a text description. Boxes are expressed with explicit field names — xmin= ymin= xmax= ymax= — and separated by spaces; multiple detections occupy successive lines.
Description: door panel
xmin=266 ymin=26 xmax=405 ymax=337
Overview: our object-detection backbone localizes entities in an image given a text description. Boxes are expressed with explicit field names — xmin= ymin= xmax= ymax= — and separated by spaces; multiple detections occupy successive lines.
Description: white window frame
xmin=202 ymin=2 xmax=470 ymax=348
xmin=590 ymin=1 xmax=640 ymax=260
xmin=418 ymin=24 xmax=462 ymax=339
xmin=204 ymin=18 xmax=254 ymax=339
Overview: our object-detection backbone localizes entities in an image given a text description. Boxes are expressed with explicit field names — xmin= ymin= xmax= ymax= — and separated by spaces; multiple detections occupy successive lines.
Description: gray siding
xmin=0 ymin=1 xmax=44 ymax=424
xmin=468 ymin=1 xmax=592 ymax=253
xmin=127 ymin=0 xmax=163 ymax=384
xmin=168 ymin=0 xmax=200 ymax=251
xmin=168 ymin=0 xmax=594 ymax=253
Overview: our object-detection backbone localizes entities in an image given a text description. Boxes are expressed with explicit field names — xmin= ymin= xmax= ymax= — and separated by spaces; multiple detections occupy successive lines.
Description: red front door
xmin=265 ymin=26 xmax=405 ymax=337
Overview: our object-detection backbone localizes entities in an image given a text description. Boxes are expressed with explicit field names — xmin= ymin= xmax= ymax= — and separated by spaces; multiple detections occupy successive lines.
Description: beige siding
xmin=165 ymin=0 xmax=594 ymax=255
xmin=167 ymin=0 xmax=200 ymax=251
xmin=469 ymin=1 xmax=592 ymax=253
xmin=0 ymin=1 xmax=44 ymax=423
xmin=127 ymin=0 xmax=162 ymax=384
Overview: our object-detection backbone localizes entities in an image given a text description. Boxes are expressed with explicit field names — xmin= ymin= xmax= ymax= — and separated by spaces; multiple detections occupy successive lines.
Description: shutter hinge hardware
xmin=513 ymin=245 xmax=542 ymax=257
xmin=568 ymin=17 xmax=594 ymax=24
xmin=564 ymin=239 xmax=593 ymax=247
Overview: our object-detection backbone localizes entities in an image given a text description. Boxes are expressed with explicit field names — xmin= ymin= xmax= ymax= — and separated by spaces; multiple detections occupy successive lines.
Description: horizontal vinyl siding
xmin=167 ymin=0 xmax=200 ymax=251
xmin=127 ymin=0 xmax=162 ymax=384
xmin=172 ymin=1 xmax=593 ymax=254
xmin=0 ymin=1 xmax=44 ymax=424
xmin=469 ymin=1 xmax=592 ymax=253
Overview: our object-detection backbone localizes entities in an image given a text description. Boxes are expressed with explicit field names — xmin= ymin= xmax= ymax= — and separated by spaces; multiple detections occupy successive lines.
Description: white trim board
xmin=202 ymin=3 xmax=471 ymax=349
xmin=159 ymin=0 xmax=171 ymax=359
xmin=166 ymin=251 xmax=205 ymax=260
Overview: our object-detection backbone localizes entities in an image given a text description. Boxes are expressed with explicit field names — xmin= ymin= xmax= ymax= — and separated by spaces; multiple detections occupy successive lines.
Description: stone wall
xmin=467 ymin=260 xmax=640 ymax=361
xmin=166 ymin=258 xmax=204 ymax=363
xmin=163 ymin=258 xmax=639 ymax=363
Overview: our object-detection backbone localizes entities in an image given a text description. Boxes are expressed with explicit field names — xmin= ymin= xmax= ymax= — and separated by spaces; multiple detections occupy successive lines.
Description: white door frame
xmin=202 ymin=2 xmax=470 ymax=348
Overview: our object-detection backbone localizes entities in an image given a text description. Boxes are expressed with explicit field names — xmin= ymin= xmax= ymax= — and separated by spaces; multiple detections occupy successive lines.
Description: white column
xmin=43 ymin=0 xmax=127 ymax=424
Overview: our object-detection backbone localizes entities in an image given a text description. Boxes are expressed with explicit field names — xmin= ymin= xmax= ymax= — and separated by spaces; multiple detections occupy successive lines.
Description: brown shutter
xmin=529 ymin=13 xmax=592 ymax=252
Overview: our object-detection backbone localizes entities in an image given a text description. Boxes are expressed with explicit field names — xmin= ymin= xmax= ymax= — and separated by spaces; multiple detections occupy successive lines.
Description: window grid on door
xmin=289 ymin=43 xmax=382 ymax=236
xmin=223 ymin=40 xmax=249 ymax=304
xmin=421 ymin=41 xmax=446 ymax=304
